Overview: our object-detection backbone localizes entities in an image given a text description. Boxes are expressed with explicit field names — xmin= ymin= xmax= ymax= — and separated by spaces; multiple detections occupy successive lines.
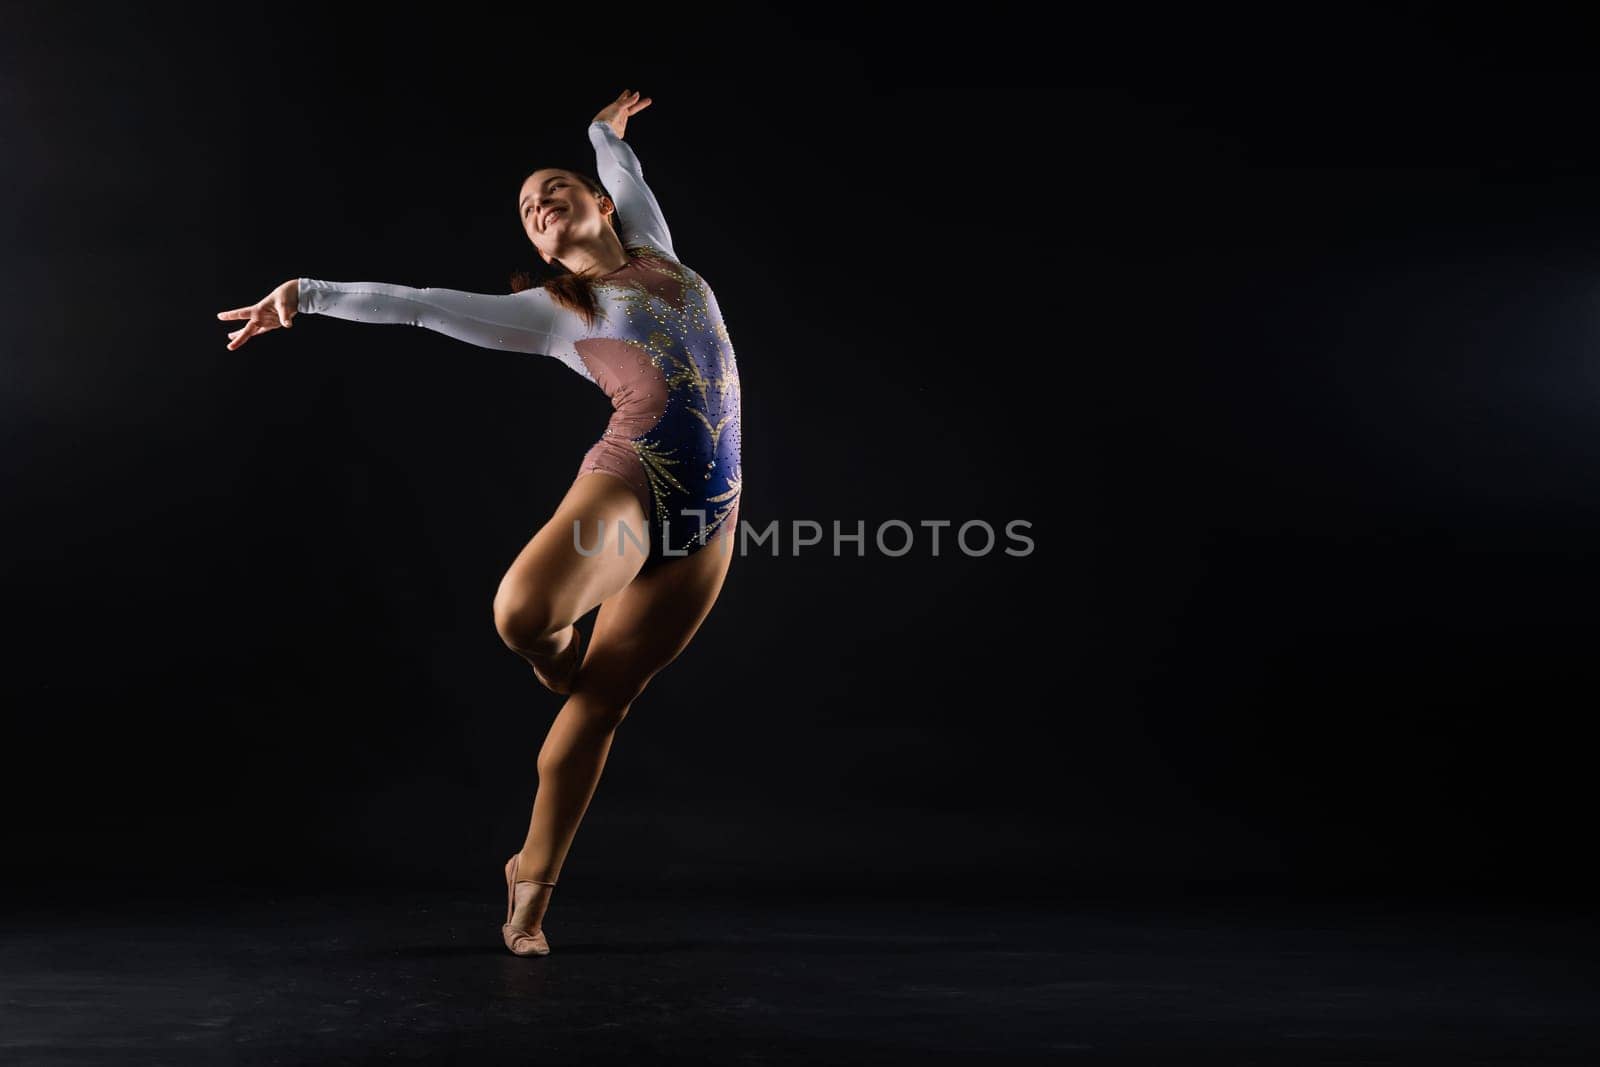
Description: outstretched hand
xmin=592 ymin=89 xmax=652 ymax=139
xmin=217 ymin=279 xmax=298 ymax=351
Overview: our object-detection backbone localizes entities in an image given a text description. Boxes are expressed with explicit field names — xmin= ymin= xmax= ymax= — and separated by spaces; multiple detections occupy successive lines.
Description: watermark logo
xmin=573 ymin=514 xmax=1035 ymax=558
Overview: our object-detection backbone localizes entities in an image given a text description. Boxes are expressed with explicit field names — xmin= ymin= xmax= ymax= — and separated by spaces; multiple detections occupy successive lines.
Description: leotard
xmin=296 ymin=120 xmax=743 ymax=567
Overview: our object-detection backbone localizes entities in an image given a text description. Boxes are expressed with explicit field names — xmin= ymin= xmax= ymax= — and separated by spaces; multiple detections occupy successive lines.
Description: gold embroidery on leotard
xmin=662 ymin=351 xmax=706 ymax=396
xmin=632 ymin=437 xmax=689 ymax=520
xmin=701 ymin=468 xmax=742 ymax=541
xmin=686 ymin=406 xmax=734 ymax=450
xmin=711 ymin=341 xmax=739 ymax=409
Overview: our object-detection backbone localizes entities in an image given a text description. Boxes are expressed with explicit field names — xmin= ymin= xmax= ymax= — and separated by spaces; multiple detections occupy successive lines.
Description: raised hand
xmin=592 ymin=89 xmax=652 ymax=140
xmin=217 ymin=279 xmax=298 ymax=351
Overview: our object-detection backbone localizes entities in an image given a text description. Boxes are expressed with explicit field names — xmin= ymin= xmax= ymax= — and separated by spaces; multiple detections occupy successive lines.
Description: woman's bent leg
xmin=492 ymin=471 xmax=650 ymax=688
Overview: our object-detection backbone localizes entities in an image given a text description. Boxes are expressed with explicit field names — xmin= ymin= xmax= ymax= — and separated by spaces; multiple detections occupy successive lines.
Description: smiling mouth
xmin=542 ymin=207 xmax=567 ymax=229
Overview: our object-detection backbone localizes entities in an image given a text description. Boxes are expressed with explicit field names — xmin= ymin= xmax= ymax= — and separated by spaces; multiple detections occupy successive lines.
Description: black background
xmin=5 ymin=4 xmax=1597 ymax=904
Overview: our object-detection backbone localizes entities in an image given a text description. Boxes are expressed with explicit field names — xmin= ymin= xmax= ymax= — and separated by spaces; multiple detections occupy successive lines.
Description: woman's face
xmin=518 ymin=169 xmax=612 ymax=265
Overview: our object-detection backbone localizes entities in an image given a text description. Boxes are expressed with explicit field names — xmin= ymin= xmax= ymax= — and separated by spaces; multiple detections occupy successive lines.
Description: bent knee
xmin=492 ymin=588 xmax=560 ymax=653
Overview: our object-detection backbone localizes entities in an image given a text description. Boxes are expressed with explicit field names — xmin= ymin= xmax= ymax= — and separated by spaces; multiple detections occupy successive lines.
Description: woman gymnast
xmin=216 ymin=90 xmax=743 ymax=957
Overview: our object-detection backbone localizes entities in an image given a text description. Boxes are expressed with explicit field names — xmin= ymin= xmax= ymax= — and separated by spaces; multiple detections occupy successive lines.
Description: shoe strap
xmin=516 ymin=878 xmax=558 ymax=887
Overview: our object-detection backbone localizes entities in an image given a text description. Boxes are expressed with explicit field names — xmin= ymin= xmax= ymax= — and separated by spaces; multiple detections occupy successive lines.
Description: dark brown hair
xmin=509 ymin=168 xmax=626 ymax=329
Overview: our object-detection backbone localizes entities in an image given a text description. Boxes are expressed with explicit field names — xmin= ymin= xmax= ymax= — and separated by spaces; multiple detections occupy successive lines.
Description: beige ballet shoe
xmin=502 ymin=853 xmax=556 ymax=957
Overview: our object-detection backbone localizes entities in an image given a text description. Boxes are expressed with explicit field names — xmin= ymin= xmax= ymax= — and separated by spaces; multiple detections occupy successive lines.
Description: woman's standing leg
xmin=507 ymin=502 xmax=740 ymax=935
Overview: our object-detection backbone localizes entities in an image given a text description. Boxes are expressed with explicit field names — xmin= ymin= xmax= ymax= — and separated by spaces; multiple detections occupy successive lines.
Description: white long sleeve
xmin=295 ymin=277 xmax=592 ymax=381
xmin=292 ymin=123 xmax=678 ymax=383
xmin=587 ymin=120 xmax=675 ymax=258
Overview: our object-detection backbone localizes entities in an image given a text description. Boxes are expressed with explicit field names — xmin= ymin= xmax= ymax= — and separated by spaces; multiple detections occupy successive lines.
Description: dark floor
xmin=3 ymin=884 xmax=1597 ymax=1065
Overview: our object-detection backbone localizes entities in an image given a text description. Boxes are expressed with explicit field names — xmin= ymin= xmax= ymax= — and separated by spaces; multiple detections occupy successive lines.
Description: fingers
xmin=220 ymin=292 xmax=300 ymax=349
xmin=226 ymin=313 xmax=282 ymax=350
xmin=225 ymin=322 xmax=259 ymax=351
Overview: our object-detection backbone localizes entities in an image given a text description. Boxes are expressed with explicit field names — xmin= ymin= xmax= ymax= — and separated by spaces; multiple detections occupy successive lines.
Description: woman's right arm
xmin=296 ymin=277 xmax=575 ymax=361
